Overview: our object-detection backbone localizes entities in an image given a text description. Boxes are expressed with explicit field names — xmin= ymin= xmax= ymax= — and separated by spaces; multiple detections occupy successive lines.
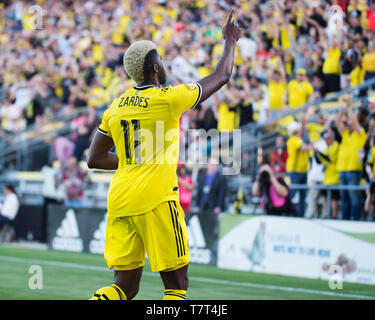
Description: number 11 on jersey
xmin=121 ymin=119 xmax=141 ymax=165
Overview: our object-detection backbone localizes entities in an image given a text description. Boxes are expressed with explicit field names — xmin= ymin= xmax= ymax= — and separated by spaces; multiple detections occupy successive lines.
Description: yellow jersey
xmin=350 ymin=65 xmax=365 ymax=87
xmin=286 ymin=135 xmax=309 ymax=173
xmin=322 ymin=47 xmax=341 ymax=75
xmin=337 ymin=128 xmax=366 ymax=172
xmin=98 ymin=83 xmax=202 ymax=217
xmin=308 ymin=123 xmax=323 ymax=143
xmin=217 ymin=102 xmax=239 ymax=132
xmin=367 ymin=146 xmax=375 ymax=175
xmin=362 ymin=51 xmax=375 ymax=73
xmin=287 ymin=80 xmax=314 ymax=108
xmin=319 ymin=141 xmax=340 ymax=185
xmin=268 ymin=81 xmax=287 ymax=110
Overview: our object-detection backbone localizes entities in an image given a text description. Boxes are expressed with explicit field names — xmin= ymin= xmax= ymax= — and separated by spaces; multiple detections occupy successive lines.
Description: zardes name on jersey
xmin=98 ymin=83 xmax=202 ymax=217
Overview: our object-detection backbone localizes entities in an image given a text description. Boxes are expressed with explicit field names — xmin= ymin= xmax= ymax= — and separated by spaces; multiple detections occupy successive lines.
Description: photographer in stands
xmin=252 ymin=164 xmax=296 ymax=216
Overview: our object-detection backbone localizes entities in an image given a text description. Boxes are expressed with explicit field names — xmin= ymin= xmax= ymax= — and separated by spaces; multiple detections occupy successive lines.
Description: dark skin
xmin=87 ymin=10 xmax=241 ymax=299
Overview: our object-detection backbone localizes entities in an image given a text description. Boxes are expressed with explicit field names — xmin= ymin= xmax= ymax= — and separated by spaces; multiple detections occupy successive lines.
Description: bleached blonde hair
xmin=123 ymin=40 xmax=157 ymax=84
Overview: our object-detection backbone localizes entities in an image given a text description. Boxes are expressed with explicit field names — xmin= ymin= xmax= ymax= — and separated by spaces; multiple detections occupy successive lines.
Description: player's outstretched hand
xmin=222 ymin=10 xmax=241 ymax=43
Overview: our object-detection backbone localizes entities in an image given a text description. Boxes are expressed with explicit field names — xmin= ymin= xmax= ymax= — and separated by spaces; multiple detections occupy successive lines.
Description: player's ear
xmin=152 ymin=63 xmax=159 ymax=74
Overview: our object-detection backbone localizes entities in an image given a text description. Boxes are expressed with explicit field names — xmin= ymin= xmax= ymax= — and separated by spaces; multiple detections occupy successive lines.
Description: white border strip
xmin=0 ymin=255 xmax=373 ymax=300
xmin=97 ymin=128 xmax=109 ymax=136
xmin=192 ymin=82 xmax=202 ymax=109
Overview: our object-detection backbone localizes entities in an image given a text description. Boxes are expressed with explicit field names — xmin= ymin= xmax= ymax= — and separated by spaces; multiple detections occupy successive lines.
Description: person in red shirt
xmin=367 ymin=3 xmax=375 ymax=31
xmin=269 ymin=136 xmax=288 ymax=174
xmin=337 ymin=0 xmax=349 ymax=13
xmin=58 ymin=156 xmax=88 ymax=207
xmin=177 ymin=162 xmax=194 ymax=212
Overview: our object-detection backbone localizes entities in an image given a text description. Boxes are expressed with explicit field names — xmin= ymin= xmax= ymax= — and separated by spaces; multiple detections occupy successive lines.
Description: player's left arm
xmin=346 ymin=96 xmax=362 ymax=134
xmin=87 ymin=130 xmax=118 ymax=170
xmin=197 ymin=10 xmax=241 ymax=103
xmin=169 ymin=11 xmax=240 ymax=119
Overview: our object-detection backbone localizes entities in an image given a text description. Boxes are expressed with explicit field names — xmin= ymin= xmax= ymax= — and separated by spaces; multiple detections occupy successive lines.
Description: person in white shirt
xmin=169 ymin=47 xmax=200 ymax=83
xmin=0 ymin=99 xmax=25 ymax=132
xmin=0 ymin=185 xmax=20 ymax=228
xmin=305 ymin=139 xmax=327 ymax=218
xmin=237 ymin=34 xmax=257 ymax=60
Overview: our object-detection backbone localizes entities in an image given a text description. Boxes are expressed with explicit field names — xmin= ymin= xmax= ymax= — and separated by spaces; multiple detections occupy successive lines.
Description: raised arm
xmin=198 ymin=10 xmax=241 ymax=103
xmin=346 ymin=97 xmax=362 ymax=134
xmin=301 ymin=106 xmax=315 ymax=132
xmin=336 ymin=97 xmax=347 ymax=135
xmin=323 ymin=113 xmax=337 ymax=131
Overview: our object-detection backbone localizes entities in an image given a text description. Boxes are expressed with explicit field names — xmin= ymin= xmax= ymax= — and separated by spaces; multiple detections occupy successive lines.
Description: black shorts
xmin=321 ymin=188 xmax=340 ymax=200
xmin=324 ymin=74 xmax=341 ymax=92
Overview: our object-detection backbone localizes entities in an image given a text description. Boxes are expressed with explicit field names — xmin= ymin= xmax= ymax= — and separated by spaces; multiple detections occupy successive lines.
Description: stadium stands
xmin=1 ymin=0 xmax=375 ymax=221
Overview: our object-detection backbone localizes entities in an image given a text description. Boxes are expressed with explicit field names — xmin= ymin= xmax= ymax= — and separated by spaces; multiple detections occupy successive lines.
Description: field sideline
xmin=0 ymin=245 xmax=374 ymax=300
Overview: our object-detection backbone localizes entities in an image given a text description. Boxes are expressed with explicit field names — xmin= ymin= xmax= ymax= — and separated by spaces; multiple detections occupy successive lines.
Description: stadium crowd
xmin=1 ymin=0 xmax=375 ymax=220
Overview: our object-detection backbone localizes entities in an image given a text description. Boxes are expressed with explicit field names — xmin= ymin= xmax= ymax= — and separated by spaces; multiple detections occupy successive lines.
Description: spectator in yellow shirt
xmin=213 ymin=91 xmax=239 ymax=133
xmin=366 ymin=141 xmax=375 ymax=183
xmin=286 ymin=68 xmax=314 ymax=108
xmin=365 ymin=135 xmax=375 ymax=221
xmin=266 ymin=68 xmax=287 ymax=119
xmin=336 ymin=96 xmax=366 ymax=220
xmin=322 ymin=37 xmax=342 ymax=92
xmin=315 ymin=130 xmax=340 ymax=219
xmin=286 ymin=121 xmax=313 ymax=217
xmin=362 ymin=41 xmax=375 ymax=86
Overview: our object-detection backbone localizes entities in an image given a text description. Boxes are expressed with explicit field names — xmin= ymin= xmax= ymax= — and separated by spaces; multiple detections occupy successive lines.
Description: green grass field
xmin=0 ymin=245 xmax=374 ymax=300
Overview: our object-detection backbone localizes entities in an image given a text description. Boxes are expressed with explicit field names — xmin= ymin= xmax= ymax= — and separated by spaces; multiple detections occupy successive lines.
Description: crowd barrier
xmin=45 ymin=205 xmax=375 ymax=285
xmin=289 ymin=183 xmax=368 ymax=218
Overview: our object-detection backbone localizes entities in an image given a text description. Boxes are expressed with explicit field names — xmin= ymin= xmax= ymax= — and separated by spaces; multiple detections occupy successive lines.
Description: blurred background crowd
xmin=1 ymin=0 xmax=375 ymax=223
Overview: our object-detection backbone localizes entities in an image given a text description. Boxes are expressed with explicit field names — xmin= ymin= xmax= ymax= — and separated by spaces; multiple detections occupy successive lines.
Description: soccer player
xmin=87 ymin=11 xmax=241 ymax=300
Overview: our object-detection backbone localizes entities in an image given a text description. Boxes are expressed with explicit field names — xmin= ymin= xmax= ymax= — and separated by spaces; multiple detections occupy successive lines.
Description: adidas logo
xmin=89 ymin=213 xmax=107 ymax=254
xmin=52 ymin=209 xmax=83 ymax=252
xmin=187 ymin=215 xmax=206 ymax=248
xmin=187 ymin=215 xmax=211 ymax=264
